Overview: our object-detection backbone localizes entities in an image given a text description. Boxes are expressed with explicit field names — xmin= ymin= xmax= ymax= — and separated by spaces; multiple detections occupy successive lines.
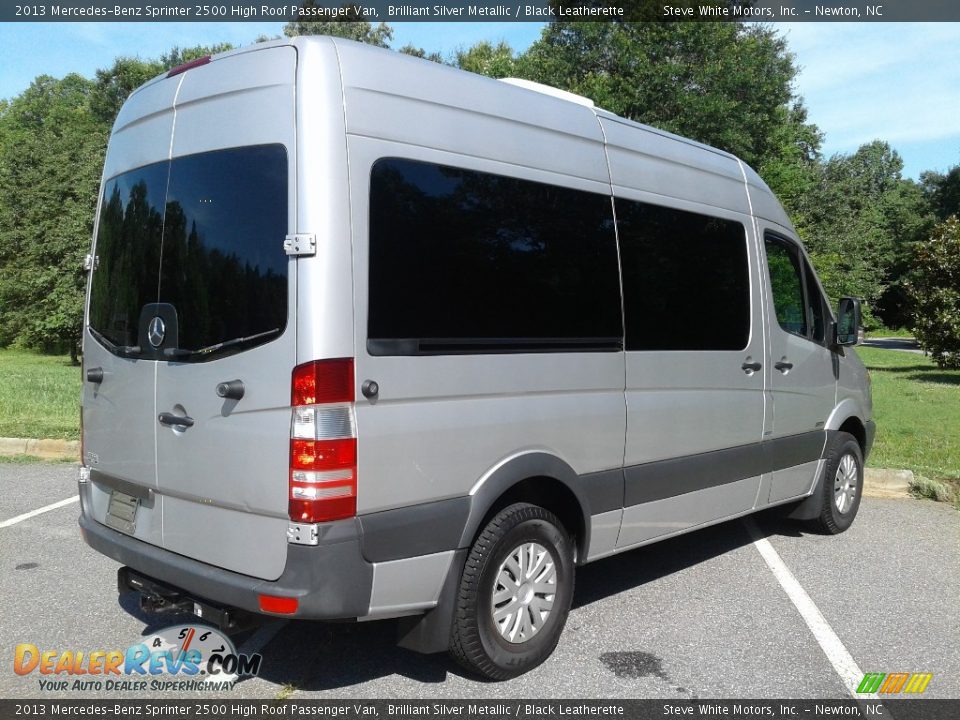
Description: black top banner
xmin=3 ymin=700 xmax=960 ymax=720
xmin=5 ymin=0 xmax=960 ymax=22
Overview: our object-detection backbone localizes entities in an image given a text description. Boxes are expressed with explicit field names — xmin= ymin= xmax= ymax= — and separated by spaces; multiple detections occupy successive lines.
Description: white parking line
xmin=0 ymin=496 xmax=79 ymax=528
xmin=745 ymin=519 xmax=874 ymax=700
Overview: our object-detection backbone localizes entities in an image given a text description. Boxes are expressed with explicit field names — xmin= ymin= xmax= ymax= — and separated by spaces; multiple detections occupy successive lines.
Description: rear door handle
xmin=775 ymin=360 xmax=794 ymax=372
xmin=741 ymin=361 xmax=762 ymax=373
xmin=158 ymin=412 xmax=194 ymax=428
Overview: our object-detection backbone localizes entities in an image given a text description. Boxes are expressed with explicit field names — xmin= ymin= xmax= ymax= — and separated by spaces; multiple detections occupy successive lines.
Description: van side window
xmin=765 ymin=237 xmax=809 ymax=339
xmin=367 ymin=158 xmax=622 ymax=355
xmin=616 ymin=199 xmax=750 ymax=351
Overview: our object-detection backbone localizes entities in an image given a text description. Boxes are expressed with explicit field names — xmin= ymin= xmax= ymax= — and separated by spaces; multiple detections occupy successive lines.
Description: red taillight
xmin=166 ymin=56 xmax=211 ymax=78
xmin=291 ymin=438 xmax=356 ymax=471
xmin=289 ymin=359 xmax=357 ymax=524
xmin=292 ymin=359 xmax=354 ymax=406
xmin=289 ymin=494 xmax=356 ymax=524
xmin=258 ymin=594 xmax=298 ymax=614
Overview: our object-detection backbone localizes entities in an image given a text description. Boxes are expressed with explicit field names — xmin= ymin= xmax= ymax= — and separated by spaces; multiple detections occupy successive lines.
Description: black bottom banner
xmin=1 ymin=699 xmax=958 ymax=720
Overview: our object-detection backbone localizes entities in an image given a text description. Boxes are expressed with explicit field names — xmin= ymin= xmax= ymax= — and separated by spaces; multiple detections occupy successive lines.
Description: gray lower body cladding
xmin=79 ymin=486 xmax=373 ymax=620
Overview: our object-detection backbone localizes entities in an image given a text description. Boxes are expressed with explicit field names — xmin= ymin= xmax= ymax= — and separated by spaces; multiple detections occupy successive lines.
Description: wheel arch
xmin=825 ymin=399 xmax=868 ymax=455
xmin=459 ymin=452 xmax=601 ymax=564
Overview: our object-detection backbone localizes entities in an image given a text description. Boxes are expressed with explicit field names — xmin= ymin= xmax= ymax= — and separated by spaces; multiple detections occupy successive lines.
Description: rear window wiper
xmin=87 ymin=326 xmax=141 ymax=357
xmin=163 ymin=327 xmax=281 ymax=359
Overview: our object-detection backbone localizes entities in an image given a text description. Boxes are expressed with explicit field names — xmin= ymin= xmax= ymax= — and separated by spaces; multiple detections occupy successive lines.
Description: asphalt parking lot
xmin=1 ymin=462 xmax=957 ymax=700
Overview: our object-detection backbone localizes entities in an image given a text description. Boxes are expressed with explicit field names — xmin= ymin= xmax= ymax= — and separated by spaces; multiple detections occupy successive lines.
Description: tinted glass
xmin=804 ymin=260 xmax=827 ymax=343
xmin=158 ymin=145 xmax=288 ymax=360
xmin=617 ymin=199 xmax=750 ymax=351
xmin=88 ymin=145 xmax=288 ymax=361
xmin=88 ymin=161 xmax=168 ymax=349
xmin=368 ymin=158 xmax=622 ymax=354
xmin=765 ymin=238 xmax=808 ymax=338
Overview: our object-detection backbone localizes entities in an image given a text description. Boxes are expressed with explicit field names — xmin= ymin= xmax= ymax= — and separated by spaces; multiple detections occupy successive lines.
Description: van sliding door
xmin=615 ymin=198 xmax=767 ymax=547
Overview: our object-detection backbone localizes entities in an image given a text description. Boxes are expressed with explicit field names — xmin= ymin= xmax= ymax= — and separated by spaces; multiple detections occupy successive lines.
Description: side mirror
xmin=834 ymin=297 xmax=862 ymax=347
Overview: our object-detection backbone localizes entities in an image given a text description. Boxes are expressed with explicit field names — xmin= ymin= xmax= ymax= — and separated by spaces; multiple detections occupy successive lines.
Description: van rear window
xmin=87 ymin=162 xmax=168 ymax=350
xmin=88 ymin=145 xmax=288 ymax=361
xmin=367 ymin=158 xmax=623 ymax=355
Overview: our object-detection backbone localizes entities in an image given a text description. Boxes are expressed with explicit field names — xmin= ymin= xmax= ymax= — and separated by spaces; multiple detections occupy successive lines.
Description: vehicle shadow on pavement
xmin=572 ymin=509 xmax=799 ymax=610
xmin=118 ymin=509 xmax=808 ymax=692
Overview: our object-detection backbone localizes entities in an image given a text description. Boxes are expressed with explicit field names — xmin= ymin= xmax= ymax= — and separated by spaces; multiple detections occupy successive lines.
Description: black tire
xmin=449 ymin=503 xmax=575 ymax=680
xmin=808 ymin=431 xmax=864 ymax=534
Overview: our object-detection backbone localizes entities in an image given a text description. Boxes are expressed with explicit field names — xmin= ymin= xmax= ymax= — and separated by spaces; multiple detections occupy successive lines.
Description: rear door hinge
xmin=284 ymin=233 xmax=316 ymax=257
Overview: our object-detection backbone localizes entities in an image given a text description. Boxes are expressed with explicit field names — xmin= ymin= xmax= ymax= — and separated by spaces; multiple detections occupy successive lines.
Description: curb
xmin=863 ymin=468 xmax=913 ymax=498
xmin=0 ymin=437 xmax=80 ymax=461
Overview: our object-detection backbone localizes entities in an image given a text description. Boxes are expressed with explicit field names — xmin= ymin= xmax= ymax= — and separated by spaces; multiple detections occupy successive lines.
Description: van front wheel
xmin=449 ymin=503 xmax=575 ymax=680
xmin=808 ymin=432 xmax=864 ymax=534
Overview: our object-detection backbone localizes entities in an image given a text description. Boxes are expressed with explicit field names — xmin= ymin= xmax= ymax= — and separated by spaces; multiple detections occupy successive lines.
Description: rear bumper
xmin=79 ymin=496 xmax=373 ymax=621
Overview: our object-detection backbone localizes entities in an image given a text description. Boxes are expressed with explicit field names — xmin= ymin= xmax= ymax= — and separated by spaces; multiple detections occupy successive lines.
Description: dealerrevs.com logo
xmin=14 ymin=625 xmax=262 ymax=692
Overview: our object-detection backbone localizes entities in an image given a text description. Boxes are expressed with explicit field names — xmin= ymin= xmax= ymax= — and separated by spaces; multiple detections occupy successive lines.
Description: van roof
xmin=130 ymin=35 xmax=794 ymax=232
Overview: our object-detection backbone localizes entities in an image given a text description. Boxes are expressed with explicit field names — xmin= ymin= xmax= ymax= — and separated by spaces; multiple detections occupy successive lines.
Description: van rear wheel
xmin=449 ymin=503 xmax=575 ymax=680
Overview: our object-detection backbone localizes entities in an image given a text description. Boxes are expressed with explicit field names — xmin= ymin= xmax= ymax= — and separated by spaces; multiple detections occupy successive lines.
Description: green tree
xmin=907 ymin=216 xmax=960 ymax=367
xmin=798 ymin=141 xmax=933 ymax=328
xmin=515 ymin=22 xmax=819 ymax=174
xmin=397 ymin=44 xmax=444 ymax=63
xmin=0 ymin=75 xmax=104 ymax=361
xmin=922 ymin=165 xmax=960 ymax=221
xmin=0 ymin=44 xmax=234 ymax=360
xmin=455 ymin=41 xmax=517 ymax=78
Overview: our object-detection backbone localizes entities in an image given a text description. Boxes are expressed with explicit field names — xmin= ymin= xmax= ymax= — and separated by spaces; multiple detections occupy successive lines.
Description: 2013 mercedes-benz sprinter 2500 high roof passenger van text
xmin=79 ymin=37 xmax=875 ymax=680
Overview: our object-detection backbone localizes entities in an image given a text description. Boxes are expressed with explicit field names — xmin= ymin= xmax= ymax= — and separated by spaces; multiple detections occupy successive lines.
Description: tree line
xmin=1 ymin=18 xmax=959 ymax=365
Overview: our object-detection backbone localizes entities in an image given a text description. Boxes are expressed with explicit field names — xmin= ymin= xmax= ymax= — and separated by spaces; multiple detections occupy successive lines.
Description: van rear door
xmin=83 ymin=81 xmax=179 ymax=550
xmin=152 ymin=47 xmax=297 ymax=581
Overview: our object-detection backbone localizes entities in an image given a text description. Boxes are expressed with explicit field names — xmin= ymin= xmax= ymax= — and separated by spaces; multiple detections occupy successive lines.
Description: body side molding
xmin=624 ymin=430 xmax=826 ymax=506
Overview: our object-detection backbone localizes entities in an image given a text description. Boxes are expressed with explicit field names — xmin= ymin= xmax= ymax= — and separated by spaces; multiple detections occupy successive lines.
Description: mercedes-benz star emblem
xmin=147 ymin=316 xmax=166 ymax=348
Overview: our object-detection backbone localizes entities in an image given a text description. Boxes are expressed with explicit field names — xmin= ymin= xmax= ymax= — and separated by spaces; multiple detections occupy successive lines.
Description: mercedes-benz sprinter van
xmin=78 ymin=37 xmax=875 ymax=680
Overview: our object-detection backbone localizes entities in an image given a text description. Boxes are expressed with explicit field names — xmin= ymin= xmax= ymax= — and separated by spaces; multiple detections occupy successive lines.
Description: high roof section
xmin=320 ymin=36 xmax=795 ymax=232
xmin=126 ymin=36 xmax=795 ymax=233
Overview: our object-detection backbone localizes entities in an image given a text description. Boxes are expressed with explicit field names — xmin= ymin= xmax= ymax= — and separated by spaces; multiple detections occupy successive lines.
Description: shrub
xmin=908 ymin=216 xmax=960 ymax=368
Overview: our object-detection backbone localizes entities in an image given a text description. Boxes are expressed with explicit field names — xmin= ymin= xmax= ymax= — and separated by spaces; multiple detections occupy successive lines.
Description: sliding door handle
xmin=741 ymin=360 xmax=762 ymax=373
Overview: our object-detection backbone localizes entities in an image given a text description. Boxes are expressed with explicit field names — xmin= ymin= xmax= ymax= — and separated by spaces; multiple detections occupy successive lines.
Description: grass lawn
xmin=865 ymin=326 xmax=915 ymax=338
xmin=854 ymin=346 xmax=960 ymax=482
xmin=0 ymin=349 xmax=81 ymax=440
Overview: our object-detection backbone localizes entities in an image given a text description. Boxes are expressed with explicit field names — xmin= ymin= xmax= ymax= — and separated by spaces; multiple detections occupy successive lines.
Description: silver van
xmin=79 ymin=37 xmax=874 ymax=680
